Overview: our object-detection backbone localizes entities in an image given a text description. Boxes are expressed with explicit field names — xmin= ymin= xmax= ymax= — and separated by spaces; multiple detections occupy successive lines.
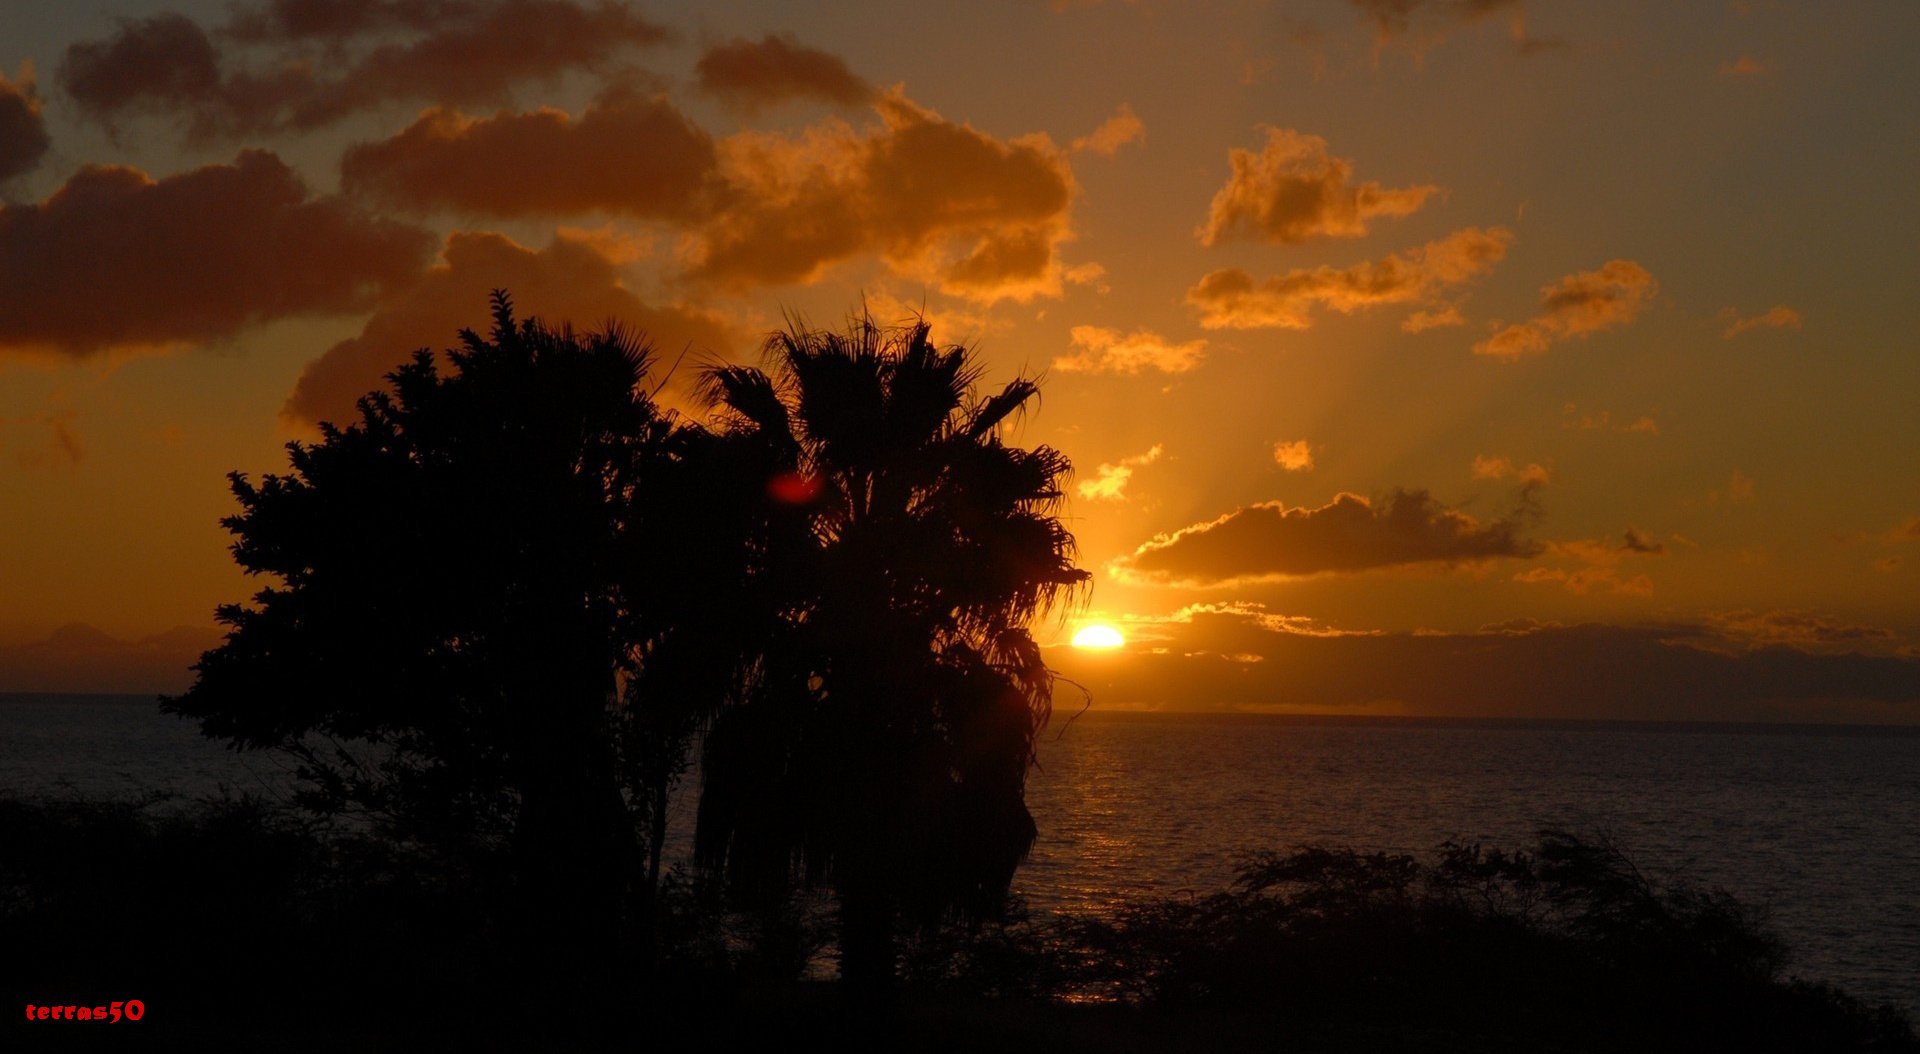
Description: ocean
xmin=5 ymin=695 xmax=1917 ymax=1015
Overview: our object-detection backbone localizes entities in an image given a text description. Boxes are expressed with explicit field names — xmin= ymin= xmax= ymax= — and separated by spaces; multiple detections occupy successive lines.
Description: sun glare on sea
xmin=1071 ymin=624 xmax=1126 ymax=650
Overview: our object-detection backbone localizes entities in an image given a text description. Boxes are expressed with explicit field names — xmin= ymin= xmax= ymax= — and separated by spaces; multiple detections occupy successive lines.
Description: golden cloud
xmin=282 ymin=230 xmax=736 ymax=427
xmin=683 ymin=89 xmax=1079 ymax=304
xmin=1470 ymin=454 xmax=1548 ymax=486
xmin=1186 ymin=226 xmax=1511 ymax=330
xmin=1054 ymin=325 xmax=1206 ymax=374
xmin=341 ymin=85 xmax=722 ymax=220
xmin=0 ymin=64 xmax=50 ymax=182
xmin=1200 ymin=127 xmax=1438 ymax=246
xmin=1273 ymin=439 xmax=1315 ymax=472
xmin=1077 ymin=444 xmax=1163 ymax=502
xmin=695 ymin=34 xmax=873 ymax=112
xmin=1473 ymin=259 xmax=1656 ymax=358
xmin=0 ymin=150 xmax=433 ymax=358
xmin=1115 ymin=488 xmax=1539 ymax=586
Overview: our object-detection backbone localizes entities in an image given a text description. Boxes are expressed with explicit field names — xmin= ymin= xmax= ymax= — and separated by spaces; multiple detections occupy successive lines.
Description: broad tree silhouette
xmin=693 ymin=313 xmax=1089 ymax=999
xmin=165 ymin=292 xmax=690 ymax=955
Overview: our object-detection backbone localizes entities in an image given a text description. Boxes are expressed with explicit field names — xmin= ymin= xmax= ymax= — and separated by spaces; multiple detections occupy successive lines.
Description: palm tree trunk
xmin=837 ymin=855 xmax=897 ymax=1007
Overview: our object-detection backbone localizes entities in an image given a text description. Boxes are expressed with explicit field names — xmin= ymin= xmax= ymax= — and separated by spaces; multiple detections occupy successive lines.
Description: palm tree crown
xmin=693 ymin=312 xmax=1089 ymax=989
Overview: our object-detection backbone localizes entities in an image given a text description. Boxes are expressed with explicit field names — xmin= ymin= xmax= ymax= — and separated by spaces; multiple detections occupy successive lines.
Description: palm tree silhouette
xmin=693 ymin=311 xmax=1089 ymax=999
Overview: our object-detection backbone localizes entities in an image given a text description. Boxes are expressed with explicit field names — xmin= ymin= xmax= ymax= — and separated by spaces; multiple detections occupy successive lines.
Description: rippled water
xmin=1023 ymin=712 xmax=1920 ymax=1015
xmin=5 ymin=697 xmax=1917 ymax=1013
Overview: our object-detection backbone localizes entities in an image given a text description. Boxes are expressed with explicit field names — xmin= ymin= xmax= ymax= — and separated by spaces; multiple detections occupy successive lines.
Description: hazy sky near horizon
xmin=1 ymin=0 xmax=1916 ymax=718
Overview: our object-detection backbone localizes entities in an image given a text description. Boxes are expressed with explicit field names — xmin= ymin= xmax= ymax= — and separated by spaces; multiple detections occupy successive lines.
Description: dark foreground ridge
xmin=2 ymin=793 xmax=1912 ymax=1053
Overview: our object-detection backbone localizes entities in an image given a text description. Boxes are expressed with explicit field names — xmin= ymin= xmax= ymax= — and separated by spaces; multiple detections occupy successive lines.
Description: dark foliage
xmin=1046 ymin=832 xmax=1917 ymax=1052
xmin=5 ymin=798 xmax=1909 ymax=1052
xmin=159 ymin=293 xmax=760 ymax=961
xmin=692 ymin=312 xmax=1090 ymax=995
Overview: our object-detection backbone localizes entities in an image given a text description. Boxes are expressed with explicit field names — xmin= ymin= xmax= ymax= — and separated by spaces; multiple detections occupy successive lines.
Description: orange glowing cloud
xmin=1200 ymin=127 xmax=1438 ymax=246
xmin=0 ymin=64 xmax=50 ymax=182
xmin=282 ymin=230 xmax=735 ymax=426
xmin=1115 ymin=488 xmax=1539 ymax=586
xmin=0 ymin=150 xmax=433 ymax=358
xmin=1473 ymin=259 xmax=1656 ymax=358
xmin=1054 ymin=325 xmax=1206 ymax=374
xmin=1511 ymin=530 xmax=1664 ymax=597
xmin=1273 ymin=439 xmax=1315 ymax=472
xmin=695 ymin=33 xmax=874 ymax=112
xmin=340 ymin=85 xmax=722 ymax=220
xmin=1077 ymin=444 xmax=1163 ymax=502
xmin=1401 ymin=305 xmax=1465 ymax=333
xmin=1186 ymin=227 xmax=1511 ymax=330
xmin=684 ymin=89 xmax=1079 ymax=304
xmin=1071 ymin=104 xmax=1145 ymax=156
xmin=1721 ymin=305 xmax=1802 ymax=339
xmin=1471 ymin=455 xmax=1549 ymax=486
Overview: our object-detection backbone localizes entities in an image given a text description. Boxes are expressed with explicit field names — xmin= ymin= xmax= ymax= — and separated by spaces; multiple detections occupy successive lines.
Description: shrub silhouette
xmin=1048 ymin=831 xmax=1918 ymax=1052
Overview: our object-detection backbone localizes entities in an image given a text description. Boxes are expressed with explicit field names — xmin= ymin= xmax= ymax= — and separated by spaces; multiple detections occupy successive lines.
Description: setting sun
xmin=1071 ymin=624 xmax=1126 ymax=650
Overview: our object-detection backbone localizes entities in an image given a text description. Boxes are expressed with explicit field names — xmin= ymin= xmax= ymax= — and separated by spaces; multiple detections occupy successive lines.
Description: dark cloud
xmin=1350 ymin=0 xmax=1519 ymax=38
xmin=1621 ymin=527 xmax=1665 ymax=554
xmin=58 ymin=2 xmax=672 ymax=139
xmin=0 ymin=66 xmax=51 ymax=183
xmin=0 ymin=623 xmax=219 ymax=694
xmin=224 ymin=0 xmax=477 ymax=41
xmin=340 ymin=85 xmax=721 ymax=219
xmin=1200 ymin=127 xmax=1437 ymax=246
xmin=283 ymin=229 xmax=736 ymax=426
xmin=1346 ymin=0 xmax=1566 ymax=55
xmin=1049 ymin=605 xmax=1920 ymax=723
xmin=1116 ymin=488 xmax=1539 ymax=586
xmin=0 ymin=150 xmax=434 ymax=358
xmin=1699 ymin=610 xmax=1909 ymax=658
xmin=695 ymin=33 xmax=873 ymax=113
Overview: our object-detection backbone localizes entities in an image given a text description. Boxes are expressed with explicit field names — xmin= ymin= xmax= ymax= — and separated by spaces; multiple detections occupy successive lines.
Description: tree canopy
xmin=167 ymin=297 xmax=1088 ymax=991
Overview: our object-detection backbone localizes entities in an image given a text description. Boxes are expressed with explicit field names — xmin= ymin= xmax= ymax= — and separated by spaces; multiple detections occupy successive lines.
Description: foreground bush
xmin=1044 ymin=833 xmax=1917 ymax=1052
xmin=3 ymin=797 xmax=1913 ymax=1051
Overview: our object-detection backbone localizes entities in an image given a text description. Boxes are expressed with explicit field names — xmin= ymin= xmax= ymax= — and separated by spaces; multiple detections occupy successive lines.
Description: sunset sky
xmin=2 ymin=1 xmax=1916 ymax=720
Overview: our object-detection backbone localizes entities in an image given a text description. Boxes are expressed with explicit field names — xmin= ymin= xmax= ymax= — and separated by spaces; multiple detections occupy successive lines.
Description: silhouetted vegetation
xmin=1042 ymin=833 xmax=1917 ymax=1051
xmin=694 ymin=313 xmax=1089 ymax=999
xmin=159 ymin=297 xmax=1085 ymax=998
xmin=4 ymin=794 xmax=1911 ymax=1050
xmin=12 ymin=297 xmax=1903 ymax=1046
xmin=162 ymin=294 xmax=693 ymax=966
